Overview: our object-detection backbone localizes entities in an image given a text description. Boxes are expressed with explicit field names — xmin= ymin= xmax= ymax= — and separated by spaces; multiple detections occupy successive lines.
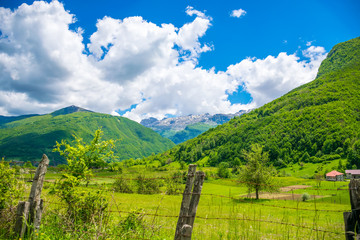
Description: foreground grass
xmin=5 ymin=166 xmax=348 ymax=239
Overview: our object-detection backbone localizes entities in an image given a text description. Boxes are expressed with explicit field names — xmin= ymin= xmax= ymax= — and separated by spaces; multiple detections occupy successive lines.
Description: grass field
xmin=19 ymin=164 xmax=349 ymax=240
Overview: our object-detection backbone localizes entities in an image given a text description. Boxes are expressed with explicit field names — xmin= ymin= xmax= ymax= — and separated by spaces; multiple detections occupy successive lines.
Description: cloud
xmin=230 ymin=9 xmax=247 ymax=18
xmin=0 ymin=1 xmax=327 ymax=122
xmin=227 ymin=46 xmax=327 ymax=107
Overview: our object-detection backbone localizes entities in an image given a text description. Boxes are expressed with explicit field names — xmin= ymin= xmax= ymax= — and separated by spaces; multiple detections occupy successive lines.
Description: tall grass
xmin=1 ymin=168 xmax=347 ymax=239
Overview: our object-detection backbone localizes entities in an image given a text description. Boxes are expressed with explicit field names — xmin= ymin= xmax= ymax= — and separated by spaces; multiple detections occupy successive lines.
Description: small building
xmin=326 ymin=170 xmax=344 ymax=181
xmin=345 ymin=170 xmax=360 ymax=179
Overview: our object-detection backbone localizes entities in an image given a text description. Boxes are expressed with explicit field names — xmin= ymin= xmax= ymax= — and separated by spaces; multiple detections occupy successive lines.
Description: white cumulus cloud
xmin=227 ymin=46 xmax=327 ymax=107
xmin=230 ymin=9 xmax=247 ymax=18
xmin=0 ymin=1 xmax=327 ymax=122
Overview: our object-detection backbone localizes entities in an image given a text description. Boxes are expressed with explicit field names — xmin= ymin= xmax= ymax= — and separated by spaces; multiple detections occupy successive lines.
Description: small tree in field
xmin=53 ymin=129 xmax=115 ymax=183
xmin=239 ymin=144 xmax=278 ymax=199
xmin=51 ymin=129 xmax=115 ymax=227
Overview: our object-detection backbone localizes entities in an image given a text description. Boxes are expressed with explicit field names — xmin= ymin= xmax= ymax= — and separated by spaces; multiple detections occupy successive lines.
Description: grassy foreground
xmin=9 ymin=165 xmax=348 ymax=240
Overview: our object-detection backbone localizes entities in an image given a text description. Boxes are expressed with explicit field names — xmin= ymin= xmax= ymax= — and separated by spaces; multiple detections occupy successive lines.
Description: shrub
xmin=135 ymin=175 xmax=161 ymax=194
xmin=217 ymin=162 xmax=230 ymax=178
xmin=0 ymin=159 xmax=23 ymax=210
xmin=301 ymin=193 xmax=311 ymax=202
xmin=165 ymin=171 xmax=185 ymax=195
xmin=113 ymin=177 xmax=134 ymax=193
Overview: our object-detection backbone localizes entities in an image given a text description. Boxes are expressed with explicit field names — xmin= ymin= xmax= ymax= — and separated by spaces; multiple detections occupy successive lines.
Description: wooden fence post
xmin=14 ymin=154 xmax=49 ymax=237
xmin=186 ymin=171 xmax=205 ymax=229
xmin=175 ymin=165 xmax=205 ymax=240
xmin=13 ymin=201 xmax=30 ymax=239
xmin=344 ymin=179 xmax=360 ymax=240
xmin=175 ymin=165 xmax=196 ymax=240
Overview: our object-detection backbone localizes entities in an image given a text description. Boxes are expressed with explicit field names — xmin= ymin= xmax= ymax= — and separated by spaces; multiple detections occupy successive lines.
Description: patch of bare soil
xmin=243 ymin=192 xmax=323 ymax=200
xmin=242 ymin=185 xmax=323 ymax=200
xmin=280 ymin=185 xmax=311 ymax=192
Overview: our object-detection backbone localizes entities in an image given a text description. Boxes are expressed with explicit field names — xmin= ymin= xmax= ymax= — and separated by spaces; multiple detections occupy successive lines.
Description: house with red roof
xmin=345 ymin=170 xmax=360 ymax=179
xmin=326 ymin=170 xmax=344 ymax=181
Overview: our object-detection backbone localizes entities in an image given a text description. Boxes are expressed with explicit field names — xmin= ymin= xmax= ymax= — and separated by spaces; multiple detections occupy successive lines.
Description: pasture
xmin=21 ymin=165 xmax=349 ymax=239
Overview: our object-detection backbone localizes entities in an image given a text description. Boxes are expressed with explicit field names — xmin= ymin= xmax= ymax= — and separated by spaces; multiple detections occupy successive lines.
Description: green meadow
xmin=18 ymin=162 xmax=348 ymax=240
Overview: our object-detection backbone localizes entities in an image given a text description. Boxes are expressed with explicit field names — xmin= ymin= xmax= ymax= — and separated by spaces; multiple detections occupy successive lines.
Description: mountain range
xmin=0 ymin=106 xmax=174 ymax=165
xmin=140 ymin=110 xmax=250 ymax=144
xmin=144 ymin=37 xmax=360 ymax=169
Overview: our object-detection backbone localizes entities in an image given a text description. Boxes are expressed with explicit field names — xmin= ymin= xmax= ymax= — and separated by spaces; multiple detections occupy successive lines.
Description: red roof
xmin=326 ymin=170 xmax=344 ymax=177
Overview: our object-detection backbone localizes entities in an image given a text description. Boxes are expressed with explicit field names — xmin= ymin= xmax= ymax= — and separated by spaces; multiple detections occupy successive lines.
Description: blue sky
xmin=0 ymin=0 xmax=359 ymax=121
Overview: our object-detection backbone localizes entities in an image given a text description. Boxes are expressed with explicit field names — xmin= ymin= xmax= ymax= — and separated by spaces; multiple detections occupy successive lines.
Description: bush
xmin=113 ymin=177 xmax=134 ymax=193
xmin=0 ymin=207 xmax=16 ymax=238
xmin=0 ymin=159 xmax=23 ymax=210
xmin=135 ymin=175 xmax=161 ymax=194
xmin=165 ymin=171 xmax=185 ymax=195
xmin=301 ymin=193 xmax=311 ymax=202
xmin=217 ymin=162 xmax=230 ymax=178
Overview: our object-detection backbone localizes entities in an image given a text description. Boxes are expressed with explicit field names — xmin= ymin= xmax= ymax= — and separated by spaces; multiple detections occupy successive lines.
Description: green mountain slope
xmin=168 ymin=123 xmax=215 ymax=144
xmin=150 ymin=37 xmax=360 ymax=168
xmin=0 ymin=107 xmax=175 ymax=164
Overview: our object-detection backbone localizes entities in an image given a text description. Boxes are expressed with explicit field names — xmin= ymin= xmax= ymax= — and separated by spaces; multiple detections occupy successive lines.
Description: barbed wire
xmin=42 ymin=200 xmax=343 ymax=236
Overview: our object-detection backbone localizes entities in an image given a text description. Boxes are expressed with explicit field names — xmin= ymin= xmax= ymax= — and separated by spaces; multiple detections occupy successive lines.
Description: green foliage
xmin=0 ymin=158 xmax=23 ymax=210
xmin=108 ymin=162 xmax=123 ymax=172
xmin=347 ymin=140 xmax=360 ymax=168
xmin=167 ymin=123 xmax=216 ymax=144
xmin=50 ymin=130 xmax=113 ymax=233
xmin=118 ymin=210 xmax=148 ymax=239
xmin=23 ymin=160 xmax=34 ymax=168
xmin=165 ymin=171 xmax=185 ymax=195
xmin=217 ymin=162 xmax=231 ymax=178
xmin=53 ymin=129 xmax=115 ymax=181
xmin=113 ymin=177 xmax=134 ymax=193
xmin=142 ymin=37 xmax=360 ymax=172
xmin=135 ymin=174 xmax=161 ymax=194
xmin=238 ymin=144 xmax=278 ymax=199
xmin=0 ymin=110 xmax=175 ymax=164
xmin=301 ymin=193 xmax=311 ymax=202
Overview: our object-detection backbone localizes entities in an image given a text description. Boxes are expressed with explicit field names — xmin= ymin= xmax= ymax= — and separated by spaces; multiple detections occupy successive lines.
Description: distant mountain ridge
xmin=140 ymin=110 xmax=251 ymax=144
xmin=51 ymin=105 xmax=92 ymax=116
xmin=0 ymin=106 xmax=175 ymax=165
xmin=143 ymin=37 xmax=360 ymax=169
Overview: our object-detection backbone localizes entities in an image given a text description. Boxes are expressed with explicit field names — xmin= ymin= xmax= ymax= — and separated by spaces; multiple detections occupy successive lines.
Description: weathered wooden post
xmin=175 ymin=165 xmax=205 ymax=240
xmin=14 ymin=154 xmax=49 ymax=238
xmin=344 ymin=179 xmax=360 ymax=240
xmin=175 ymin=164 xmax=196 ymax=240
xmin=185 ymin=171 xmax=205 ymax=229
xmin=14 ymin=201 xmax=30 ymax=238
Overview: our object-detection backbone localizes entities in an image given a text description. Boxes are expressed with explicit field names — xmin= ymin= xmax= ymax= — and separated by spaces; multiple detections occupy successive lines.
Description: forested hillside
xmin=0 ymin=107 xmax=175 ymax=165
xmin=146 ymin=37 xmax=360 ymax=169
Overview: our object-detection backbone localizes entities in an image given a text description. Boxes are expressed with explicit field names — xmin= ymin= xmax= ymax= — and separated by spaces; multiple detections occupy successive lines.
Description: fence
xmin=12 ymin=155 xmax=354 ymax=239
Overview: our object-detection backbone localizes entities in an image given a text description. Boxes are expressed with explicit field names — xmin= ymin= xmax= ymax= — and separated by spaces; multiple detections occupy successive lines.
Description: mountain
xmin=147 ymin=37 xmax=360 ymax=169
xmin=0 ymin=106 xmax=175 ymax=165
xmin=140 ymin=111 xmax=250 ymax=144
xmin=51 ymin=105 xmax=92 ymax=116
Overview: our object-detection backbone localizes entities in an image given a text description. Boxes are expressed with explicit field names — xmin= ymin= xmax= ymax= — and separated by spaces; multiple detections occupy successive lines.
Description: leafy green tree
xmin=217 ymin=162 xmax=230 ymax=178
xmin=239 ymin=144 xmax=278 ymax=199
xmin=53 ymin=129 xmax=115 ymax=182
xmin=347 ymin=140 xmax=360 ymax=169
xmin=50 ymin=130 xmax=114 ymax=227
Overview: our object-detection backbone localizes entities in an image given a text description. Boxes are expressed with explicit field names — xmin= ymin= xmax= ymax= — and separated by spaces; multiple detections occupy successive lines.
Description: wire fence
xmin=14 ymin=168 xmax=349 ymax=238
xmin=42 ymin=198 xmax=344 ymax=237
